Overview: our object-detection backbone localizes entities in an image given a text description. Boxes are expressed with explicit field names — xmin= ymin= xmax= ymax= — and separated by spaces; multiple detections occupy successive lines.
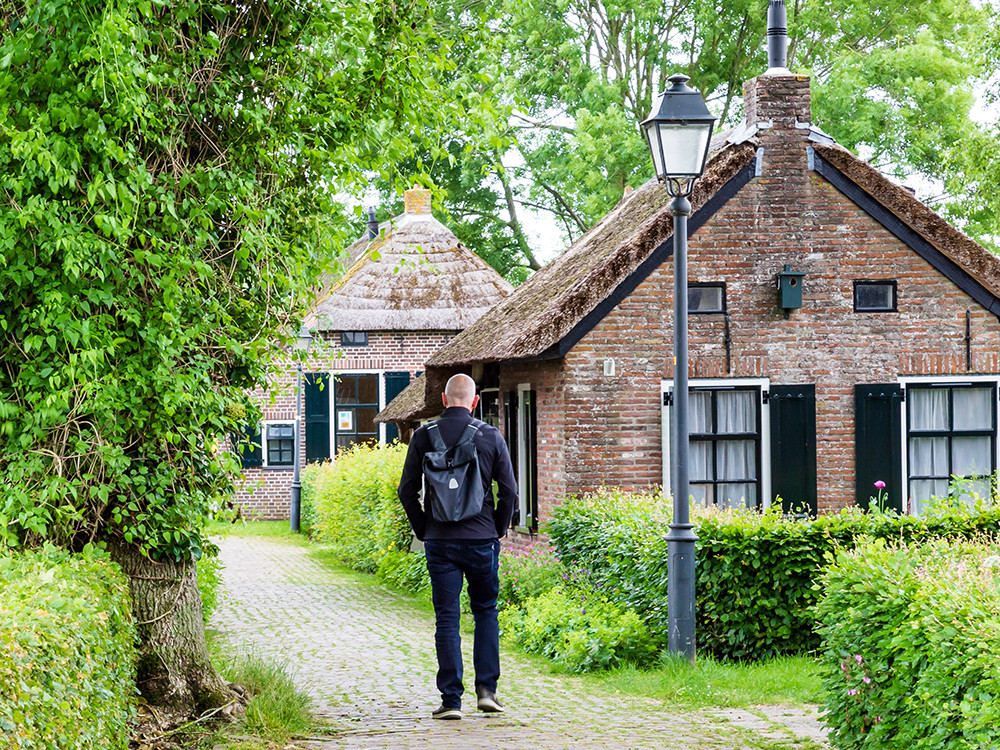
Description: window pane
xmin=953 ymin=388 xmax=994 ymax=431
xmin=716 ymin=440 xmax=755 ymax=480
xmin=690 ymin=392 xmax=712 ymax=434
xmin=952 ymin=436 xmax=992 ymax=477
xmin=357 ymin=375 xmax=378 ymax=405
xmin=689 ymin=285 xmax=724 ymax=313
xmin=690 ymin=441 xmax=712 ymax=481
xmin=717 ymin=391 xmax=756 ymax=433
xmin=911 ymin=479 xmax=948 ymax=513
xmin=718 ymin=483 xmax=755 ymax=509
xmin=690 ymin=484 xmax=712 ymax=507
xmin=909 ymin=437 xmax=948 ymax=476
xmin=910 ymin=389 xmax=948 ymax=431
xmin=356 ymin=407 xmax=377 ymax=435
xmin=855 ymin=283 xmax=894 ymax=310
xmin=336 ymin=376 xmax=358 ymax=405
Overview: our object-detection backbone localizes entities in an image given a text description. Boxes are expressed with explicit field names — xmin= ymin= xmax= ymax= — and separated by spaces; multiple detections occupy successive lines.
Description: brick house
xmin=379 ymin=69 xmax=1000 ymax=540
xmin=233 ymin=187 xmax=512 ymax=519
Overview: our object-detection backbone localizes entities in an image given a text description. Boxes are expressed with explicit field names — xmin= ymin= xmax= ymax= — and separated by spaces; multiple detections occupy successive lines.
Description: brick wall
xmin=234 ymin=330 xmax=455 ymax=519
xmin=506 ymin=73 xmax=1000 ymax=525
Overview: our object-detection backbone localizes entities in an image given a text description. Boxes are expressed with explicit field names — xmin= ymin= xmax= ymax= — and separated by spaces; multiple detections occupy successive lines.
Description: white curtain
xmin=910 ymin=389 xmax=947 ymax=431
xmin=953 ymin=387 xmax=993 ymax=431
xmin=717 ymin=390 xmax=755 ymax=433
xmin=690 ymin=391 xmax=712 ymax=433
xmin=690 ymin=440 xmax=711 ymax=481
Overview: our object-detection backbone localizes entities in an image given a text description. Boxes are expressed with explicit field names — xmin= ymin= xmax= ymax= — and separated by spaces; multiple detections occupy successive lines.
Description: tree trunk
xmin=110 ymin=544 xmax=244 ymax=726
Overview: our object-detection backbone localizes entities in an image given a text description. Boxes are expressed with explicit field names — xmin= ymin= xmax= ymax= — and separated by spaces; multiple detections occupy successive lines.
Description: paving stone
xmin=210 ymin=536 xmax=829 ymax=749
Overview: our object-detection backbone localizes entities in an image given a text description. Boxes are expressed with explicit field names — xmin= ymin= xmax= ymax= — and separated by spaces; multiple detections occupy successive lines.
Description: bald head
xmin=443 ymin=373 xmax=478 ymax=411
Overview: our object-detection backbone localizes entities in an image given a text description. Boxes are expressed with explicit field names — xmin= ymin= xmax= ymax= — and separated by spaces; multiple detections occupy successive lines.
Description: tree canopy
xmin=382 ymin=0 xmax=1000 ymax=278
xmin=0 ymin=0 xmax=456 ymax=554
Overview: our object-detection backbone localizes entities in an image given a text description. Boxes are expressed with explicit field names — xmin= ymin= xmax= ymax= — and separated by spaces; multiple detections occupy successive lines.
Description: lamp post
xmin=290 ymin=325 xmax=313 ymax=533
xmin=641 ymin=73 xmax=716 ymax=662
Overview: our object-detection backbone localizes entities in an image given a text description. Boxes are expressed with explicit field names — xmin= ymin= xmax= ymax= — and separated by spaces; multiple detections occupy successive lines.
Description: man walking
xmin=397 ymin=373 xmax=518 ymax=720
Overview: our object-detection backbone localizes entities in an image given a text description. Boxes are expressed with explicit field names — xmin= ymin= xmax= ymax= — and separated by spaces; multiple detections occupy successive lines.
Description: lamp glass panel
xmin=643 ymin=124 xmax=666 ymax=179
xmin=655 ymin=122 xmax=713 ymax=177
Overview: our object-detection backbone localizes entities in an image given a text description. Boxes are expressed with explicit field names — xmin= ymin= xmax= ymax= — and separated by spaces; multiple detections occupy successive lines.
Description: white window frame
xmin=329 ymin=369 xmax=386 ymax=454
xmin=661 ymin=377 xmax=772 ymax=509
xmin=898 ymin=374 xmax=1000 ymax=515
xmin=261 ymin=419 xmax=296 ymax=468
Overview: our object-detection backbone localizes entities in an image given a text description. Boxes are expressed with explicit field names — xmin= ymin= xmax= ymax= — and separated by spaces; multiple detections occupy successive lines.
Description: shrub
xmin=550 ymin=490 xmax=1000 ymax=661
xmin=497 ymin=542 xmax=565 ymax=611
xmin=815 ymin=538 xmax=1000 ymax=749
xmin=305 ymin=442 xmax=410 ymax=574
xmin=0 ymin=545 xmax=136 ymax=750
xmin=376 ymin=548 xmax=430 ymax=594
xmin=500 ymin=583 xmax=657 ymax=672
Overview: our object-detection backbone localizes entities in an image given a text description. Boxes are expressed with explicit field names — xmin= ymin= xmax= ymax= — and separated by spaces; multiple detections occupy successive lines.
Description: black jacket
xmin=397 ymin=407 xmax=518 ymax=541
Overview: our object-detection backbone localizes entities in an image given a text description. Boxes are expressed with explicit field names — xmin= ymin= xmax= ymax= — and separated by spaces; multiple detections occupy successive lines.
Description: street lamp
xmin=641 ymin=73 xmax=716 ymax=662
xmin=290 ymin=324 xmax=313 ymax=533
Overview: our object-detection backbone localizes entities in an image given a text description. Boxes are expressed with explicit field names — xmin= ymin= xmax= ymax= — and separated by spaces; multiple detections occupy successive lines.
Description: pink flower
xmin=863 ymin=676 xmax=871 ymax=684
xmin=855 ymin=654 xmax=863 ymax=664
xmin=874 ymin=480 xmax=886 ymax=489
xmin=848 ymin=689 xmax=857 ymax=696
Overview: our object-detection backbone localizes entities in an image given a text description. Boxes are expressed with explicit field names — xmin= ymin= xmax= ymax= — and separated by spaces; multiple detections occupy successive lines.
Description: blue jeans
xmin=423 ymin=539 xmax=501 ymax=708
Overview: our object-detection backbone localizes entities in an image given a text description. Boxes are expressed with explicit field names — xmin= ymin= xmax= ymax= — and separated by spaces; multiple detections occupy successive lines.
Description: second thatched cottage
xmin=379 ymin=65 xmax=1000 ymax=539
xmin=234 ymin=186 xmax=512 ymax=519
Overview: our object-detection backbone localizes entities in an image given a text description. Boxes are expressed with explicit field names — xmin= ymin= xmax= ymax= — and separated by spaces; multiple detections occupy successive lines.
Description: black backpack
xmin=422 ymin=418 xmax=486 ymax=523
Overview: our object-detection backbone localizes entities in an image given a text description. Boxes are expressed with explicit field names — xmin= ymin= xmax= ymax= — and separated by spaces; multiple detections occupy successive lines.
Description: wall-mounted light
xmin=603 ymin=358 xmax=616 ymax=377
xmin=777 ymin=265 xmax=805 ymax=318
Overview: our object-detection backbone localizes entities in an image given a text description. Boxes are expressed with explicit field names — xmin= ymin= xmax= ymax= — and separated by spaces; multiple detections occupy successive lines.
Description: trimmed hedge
xmin=0 ymin=545 xmax=136 ymax=750
xmin=816 ymin=539 xmax=1000 ymax=749
xmin=302 ymin=443 xmax=426 ymax=590
xmin=549 ymin=491 xmax=1000 ymax=661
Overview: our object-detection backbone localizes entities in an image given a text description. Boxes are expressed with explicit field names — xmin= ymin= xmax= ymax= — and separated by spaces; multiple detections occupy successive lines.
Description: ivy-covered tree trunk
xmin=0 ymin=0 xmax=450 ymax=726
xmin=110 ymin=546 xmax=239 ymax=723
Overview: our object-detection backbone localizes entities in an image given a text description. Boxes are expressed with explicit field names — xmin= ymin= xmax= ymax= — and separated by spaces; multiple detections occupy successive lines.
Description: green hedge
xmin=549 ymin=491 xmax=1000 ymax=661
xmin=302 ymin=443 xmax=426 ymax=590
xmin=816 ymin=539 xmax=1000 ymax=749
xmin=0 ymin=545 xmax=136 ymax=750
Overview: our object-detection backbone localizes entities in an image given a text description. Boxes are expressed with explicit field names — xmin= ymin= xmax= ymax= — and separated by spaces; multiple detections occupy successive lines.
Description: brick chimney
xmin=742 ymin=1 xmax=812 ymax=176
xmin=403 ymin=185 xmax=432 ymax=216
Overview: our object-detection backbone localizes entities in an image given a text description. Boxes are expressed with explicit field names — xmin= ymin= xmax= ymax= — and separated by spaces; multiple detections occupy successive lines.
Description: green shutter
xmin=383 ymin=371 xmax=411 ymax=444
xmin=854 ymin=384 xmax=903 ymax=512
xmin=304 ymin=373 xmax=330 ymax=463
xmin=769 ymin=384 xmax=817 ymax=517
xmin=232 ymin=423 xmax=262 ymax=468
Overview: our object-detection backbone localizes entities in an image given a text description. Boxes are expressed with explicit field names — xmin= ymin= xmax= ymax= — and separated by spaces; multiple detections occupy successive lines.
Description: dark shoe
xmin=432 ymin=704 xmax=462 ymax=720
xmin=476 ymin=686 xmax=504 ymax=713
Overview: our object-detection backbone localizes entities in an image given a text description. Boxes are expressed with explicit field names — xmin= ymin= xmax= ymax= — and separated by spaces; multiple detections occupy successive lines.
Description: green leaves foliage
xmin=398 ymin=0 xmax=1000 ymax=273
xmin=549 ymin=490 xmax=1000 ymax=661
xmin=0 ymin=545 xmax=136 ymax=750
xmin=303 ymin=443 xmax=414 ymax=578
xmin=0 ymin=0 xmax=445 ymax=560
xmin=816 ymin=540 xmax=1000 ymax=749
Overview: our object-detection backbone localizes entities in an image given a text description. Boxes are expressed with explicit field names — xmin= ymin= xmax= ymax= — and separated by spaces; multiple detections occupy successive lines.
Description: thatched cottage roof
xmin=424 ymin=137 xmax=759 ymax=367
xmin=306 ymin=187 xmax=512 ymax=332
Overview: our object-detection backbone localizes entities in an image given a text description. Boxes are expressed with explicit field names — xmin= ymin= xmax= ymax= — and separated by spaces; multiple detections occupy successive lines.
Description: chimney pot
xmin=366 ymin=206 xmax=379 ymax=240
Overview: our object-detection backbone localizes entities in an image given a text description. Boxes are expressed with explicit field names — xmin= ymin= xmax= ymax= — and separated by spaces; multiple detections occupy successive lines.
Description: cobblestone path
xmin=210 ymin=536 xmax=828 ymax=750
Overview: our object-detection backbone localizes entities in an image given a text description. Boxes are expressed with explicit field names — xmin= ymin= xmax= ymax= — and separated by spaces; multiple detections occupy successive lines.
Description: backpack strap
xmin=457 ymin=418 xmax=485 ymax=446
xmin=425 ymin=421 xmax=447 ymax=452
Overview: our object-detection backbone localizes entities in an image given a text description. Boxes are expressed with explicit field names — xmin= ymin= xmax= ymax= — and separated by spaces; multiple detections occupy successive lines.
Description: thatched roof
xmin=375 ymin=373 xmax=427 ymax=424
xmin=306 ymin=195 xmax=512 ymax=332
xmin=425 ymin=139 xmax=758 ymax=367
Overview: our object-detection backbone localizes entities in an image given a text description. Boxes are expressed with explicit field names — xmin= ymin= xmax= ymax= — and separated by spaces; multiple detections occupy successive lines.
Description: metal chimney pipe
xmin=767 ymin=0 xmax=788 ymax=71
xmin=366 ymin=206 xmax=379 ymax=240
